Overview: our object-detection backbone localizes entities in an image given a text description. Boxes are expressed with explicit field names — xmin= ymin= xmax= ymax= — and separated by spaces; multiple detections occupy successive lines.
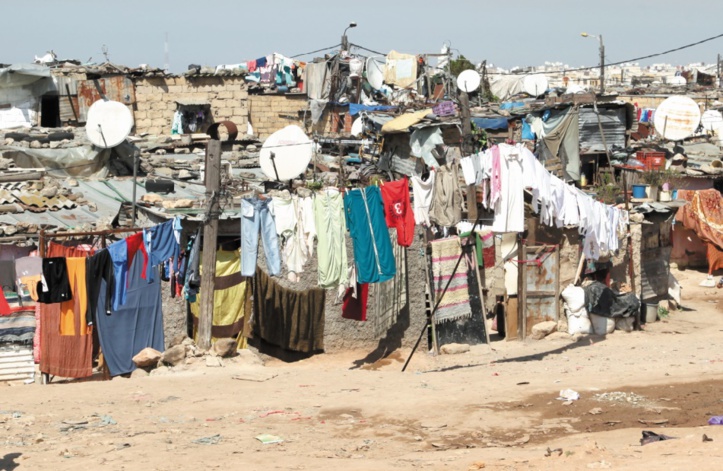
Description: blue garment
xmin=349 ymin=103 xmax=396 ymax=116
xmin=95 ymin=251 xmax=164 ymax=377
xmin=344 ymin=186 xmax=396 ymax=284
xmin=522 ymin=120 xmax=535 ymax=140
xmin=471 ymin=117 xmax=509 ymax=130
xmin=241 ymin=197 xmax=281 ymax=277
xmin=499 ymin=101 xmax=525 ymax=110
xmin=144 ymin=219 xmax=180 ymax=282
xmin=107 ymin=240 xmax=128 ymax=311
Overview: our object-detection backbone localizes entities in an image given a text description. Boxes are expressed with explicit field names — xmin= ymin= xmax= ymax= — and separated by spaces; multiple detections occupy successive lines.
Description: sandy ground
xmin=1 ymin=267 xmax=722 ymax=471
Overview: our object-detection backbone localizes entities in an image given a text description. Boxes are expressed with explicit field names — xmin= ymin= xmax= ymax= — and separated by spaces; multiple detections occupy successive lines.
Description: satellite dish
xmin=85 ymin=100 xmax=133 ymax=148
xmin=366 ymin=57 xmax=385 ymax=90
xmin=653 ymin=96 xmax=701 ymax=141
xmin=667 ymin=76 xmax=686 ymax=86
xmin=457 ymin=70 xmax=480 ymax=93
xmin=351 ymin=117 xmax=364 ymax=137
xmin=259 ymin=125 xmax=313 ymax=181
xmin=523 ymin=74 xmax=548 ymax=96
xmin=701 ymin=110 xmax=723 ymax=132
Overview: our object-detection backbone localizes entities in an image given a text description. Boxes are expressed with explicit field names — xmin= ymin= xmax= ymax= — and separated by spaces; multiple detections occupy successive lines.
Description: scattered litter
xmin=708 ymin=416 xmax=723 ymax=425
xmin=232 ymin=370 xmax=278 ymax=382
xmin=703 ymin=434 xmax=713 ymax=442
xmin=114 ymin=443 xmax=131 ymax=450
xmin=640 ymin=430 xmax=676 ymax=445
xmin=516 ymin=382 xmax=530 ymax=386
xmin=558 ymin=389 xmax=580 ymax=401
xmin=545 ymin=447 xmax=563 ymax=457
xmin=100 ymin=415 xmax=117 ymax=426
xmin=468 ymin=461 xmax=486 ymax=470
xmin=589 ymin=408 xmax=603 ymax=415
xmin=255 ymin=434 xmax=283 ymax=444
xmin=604 ymin=420 xmax=621 ymax=426
xmin=193 ymin=434 xmax=222 ymax=445
xmin=594 ymin=391 xmax=646 ymax=405
xmin=638 ymin=419 xmax=668 ymax=425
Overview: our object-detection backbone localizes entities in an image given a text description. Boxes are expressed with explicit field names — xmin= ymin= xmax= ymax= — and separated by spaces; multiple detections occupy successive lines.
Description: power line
xmin=350 ymin=43 xmax=385 ymax=56
xmin=291 ymin=44 xmax=341 ymax=59
xmin=497 ymin=31 xmax=723 ymax=76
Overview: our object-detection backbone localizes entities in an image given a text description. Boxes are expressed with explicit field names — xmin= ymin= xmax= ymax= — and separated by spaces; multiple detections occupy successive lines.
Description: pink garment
xmin=248 ymin=59 xmax=257 ymax=72
xmin=489 ymin=145 xmax=502 ymax=206
xmin=34 ymin=303 xmax=41 ymax=363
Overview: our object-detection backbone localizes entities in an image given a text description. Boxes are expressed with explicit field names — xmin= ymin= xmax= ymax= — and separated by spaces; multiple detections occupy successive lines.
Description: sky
xmin=2 ymin=0 xmax=723 ymax=73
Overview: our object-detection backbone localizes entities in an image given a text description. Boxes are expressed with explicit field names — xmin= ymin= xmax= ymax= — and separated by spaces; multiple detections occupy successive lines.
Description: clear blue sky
xmin=3 ymin=0 xmax=722 ymax=72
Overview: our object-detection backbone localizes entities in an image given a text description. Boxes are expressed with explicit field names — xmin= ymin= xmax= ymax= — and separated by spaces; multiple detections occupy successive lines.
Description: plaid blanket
xmin=431 ymin=237 xmax=471 ymax=324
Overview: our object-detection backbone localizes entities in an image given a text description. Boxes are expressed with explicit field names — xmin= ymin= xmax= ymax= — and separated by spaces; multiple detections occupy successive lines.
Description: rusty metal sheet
xmin=77 ymin=76 xmax=136 ymax=123
xmin=523 ymin=245 xmax=560 ymax=336
xmin=207 ymin=120 xmax=238 ymax=142
xmin=641 ymin=246 xmax=672 ymax=303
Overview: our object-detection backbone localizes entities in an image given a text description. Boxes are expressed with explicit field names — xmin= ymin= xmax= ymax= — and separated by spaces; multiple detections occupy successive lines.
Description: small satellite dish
xmin=701 ymin=110 xmax=723 ymax=132
xmin=457 ymin=70 xmax=480 ymax=93
xmin=351 ymin=117 xmax=364 ymax=137
xmin=85 ymin=100 xmax=133 ymax=148
xmin=653 ymin=95 xmax=701 ymax=141
xmin=366 ymin=57 xmax=385 ymax=90
xmin=667 ymin=76 xmax=687 ymax=86
xmin=260 ymin=125 xmax=313 ymax=181
xmin=523 ymin=74 xmax=548 ymax=96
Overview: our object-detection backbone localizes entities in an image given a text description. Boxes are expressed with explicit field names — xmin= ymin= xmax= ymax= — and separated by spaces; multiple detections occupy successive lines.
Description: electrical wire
xmin=350 ymin=43 xmax=385 ymax=56
xmin=291 ymin=44 xmax=342 ymax=59
xmin=495 ymin=31 xmax=723 ymax=76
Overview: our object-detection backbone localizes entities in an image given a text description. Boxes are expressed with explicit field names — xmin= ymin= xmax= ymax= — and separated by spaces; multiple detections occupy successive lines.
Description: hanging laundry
xmin=15 ymin=256 xmax=42 ymax=303
xmin=342 ymin=283 xmax=369 ymax=321
xmin=371 ymin=231 xmax=407 ymax=338
xmin=189 ymin=249 xmax=250 ymax=345
xmin=489 ymin=145 xmax=502 ymax=207
xmin=252 ymin=268 xmax=325 ymax=353
xmin=430 ymin=237 xmax=471 ymax=324
xmin=144 ymin=219 xmax=181 ymax=282
xmin=241 ymin=197 xmax=281 ymax=277
xmin=283 ymin=196 xmax=312 ymax=279
xmin=411 ymin=170 xmax=435 ymax=226
xmin=344 ymin=186 xmax=396 ymax=284
xmin=108 ymin=240 xmax=130 ymax=311
xmin=491 ymin=143 xmax=525 ymax=233
xmin=94 ymin=252 xmax=164 ymax=377
xmin=183 ymin=228 xmax=202 ymax=301
xmin=313 ymin=189 xmax=348 ymax=288
xmin=37 ymin=258 xmax=72 ymax=304
xmin=86 ymin=249 xmax=114 ymax=324
xmin=380 ymin=177 xmax=416 ymax=247
xmin=59 ymin=258 xmax=90 ymax=336
xmin=125 ymin=232 xmax=148 ymax=282
xmin=429 ymin=163 xmax=463 ymax=227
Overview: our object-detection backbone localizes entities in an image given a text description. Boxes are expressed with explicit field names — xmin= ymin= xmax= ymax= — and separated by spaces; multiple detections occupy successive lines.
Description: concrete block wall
xmin=248 ymin=94 xmax=308 ymax=138
xmin=133 ymin=76 xmax=249 ymax=136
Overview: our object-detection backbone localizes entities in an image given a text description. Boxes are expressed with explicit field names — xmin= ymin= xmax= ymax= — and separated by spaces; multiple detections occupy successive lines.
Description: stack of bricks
xmin=132 ymin=76 xmax=249 ymax=136
xmin=248 ymin=94 xmax=308 ymax=138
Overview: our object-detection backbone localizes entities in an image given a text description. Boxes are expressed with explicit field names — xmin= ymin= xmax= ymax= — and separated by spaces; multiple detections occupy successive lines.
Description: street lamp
xmin=581 ymin=32 xmax=605 ymax=94
xmin=341 ymin=22 xmax=357 ymax=52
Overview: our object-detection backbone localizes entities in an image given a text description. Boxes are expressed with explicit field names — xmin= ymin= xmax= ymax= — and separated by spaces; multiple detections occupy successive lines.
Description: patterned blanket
xmin=431 ymin=237 xmax=471 ymax=324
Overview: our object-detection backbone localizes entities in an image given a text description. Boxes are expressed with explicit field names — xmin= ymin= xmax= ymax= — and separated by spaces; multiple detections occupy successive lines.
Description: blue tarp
xmin=349 ymin=103 xmax=396 ymax=116
xmin=499 ymin=101 xmax=525 ymax=110
xmin=471 ymin=117 xmax=509 ymax=130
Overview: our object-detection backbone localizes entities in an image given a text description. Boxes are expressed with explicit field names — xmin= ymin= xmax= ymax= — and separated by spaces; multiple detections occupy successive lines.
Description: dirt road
xmin=1 ymin=268 xmax=722 ymax=470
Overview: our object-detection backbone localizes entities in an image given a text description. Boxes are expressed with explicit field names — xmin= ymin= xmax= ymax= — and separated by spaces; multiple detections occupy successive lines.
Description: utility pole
xmin=599 ymin=35 xmax=605 ymax=95
xmin=459 ymin=91 xmax=477 ymax=222
xmin=198 ymin=139 xmax=221 ymax=350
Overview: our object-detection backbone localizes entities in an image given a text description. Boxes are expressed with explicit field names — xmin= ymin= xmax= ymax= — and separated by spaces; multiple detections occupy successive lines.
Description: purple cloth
xmin=708 ymin=416 xmax=723 ymax=425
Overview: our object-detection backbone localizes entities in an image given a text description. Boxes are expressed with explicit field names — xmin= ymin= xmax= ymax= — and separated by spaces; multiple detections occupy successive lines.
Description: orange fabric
xmin=21 ymin=275 xmax=42 ymax=301
xmin=40 ymin=244 xmax=93 ymax=379
xmin=676 ymin=189 xmax=723 ymax=274
xmin=59 ymin=258 xmax=89 ymax=336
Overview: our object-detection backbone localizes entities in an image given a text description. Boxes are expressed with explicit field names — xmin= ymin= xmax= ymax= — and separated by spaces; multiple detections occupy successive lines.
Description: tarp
xmin=349 ymin=103 xmax=396 ymax=116
xmin=471 ymin=117 xmax=509 ymax=130
xmin=489 ymin=75 xmax=525 ymax=101
xmin=381 ymin=109 xmax=432 ymax=134
xmin=0 ymin=145 xmax=111 ymax=178
xmin=583 ymin=281 xmax=640 ymax=318
xmin=537 ymin=107 xmax=581 ymax=181
xmin=0 ymin=64 xmax=50 ymax=88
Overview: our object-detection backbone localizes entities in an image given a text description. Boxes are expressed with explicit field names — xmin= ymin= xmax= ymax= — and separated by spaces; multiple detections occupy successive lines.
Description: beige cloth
xmin=429 ymin=163 xmax=463 ymax=227
xmin=381 ymin=108 xmax=432 ymax=134
xmin=384 ymin=50 xmax=418 ymax=89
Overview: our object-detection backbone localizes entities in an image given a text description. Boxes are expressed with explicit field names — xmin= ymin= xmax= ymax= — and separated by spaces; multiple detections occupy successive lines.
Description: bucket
xmin=659 ymin=190 xmax=672 ymax=202
xmin=632 ymin=184 xmax=647 ymax=198
xmin=672 ymin=189 xmax=678 ymax=200
xmin=644 ymin=303 xmax=658 ymax=323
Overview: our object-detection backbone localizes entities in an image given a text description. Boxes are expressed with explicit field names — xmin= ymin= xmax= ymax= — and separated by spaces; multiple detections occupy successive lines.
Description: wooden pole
xmin=198 ymin=139 xmax=221 ymax=351
xmin=459 ymin=91 xmax=478 ymax=221
xmin=622 ymin=171 xmax=639 ymax=330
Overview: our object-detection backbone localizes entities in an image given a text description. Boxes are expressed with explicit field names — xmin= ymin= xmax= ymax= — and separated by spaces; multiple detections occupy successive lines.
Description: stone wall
xmin=133 ymin=76 xmax=249 ymax=136
xmin=247 ymin=94 xmax=308 ymax=138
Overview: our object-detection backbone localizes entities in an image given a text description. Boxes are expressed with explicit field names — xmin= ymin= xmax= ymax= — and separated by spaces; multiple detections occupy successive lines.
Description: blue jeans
xmin=241 ymin=197 xmax=281 ymax=277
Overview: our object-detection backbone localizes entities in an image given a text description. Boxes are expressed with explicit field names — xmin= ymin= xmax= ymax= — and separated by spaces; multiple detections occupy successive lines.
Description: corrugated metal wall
xmin=579 ymin=107 xmax=627 ymax=154
xmin=0 ymin=346 xmax=34 ymax=383
xmin=77 ymin=76 xmax=136 ymax=122
xmin=55 ymin=76 xmax=80 ymax=124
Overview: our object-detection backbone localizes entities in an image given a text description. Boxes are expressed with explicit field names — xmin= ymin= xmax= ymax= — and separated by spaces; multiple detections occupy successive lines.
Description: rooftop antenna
xmin=102 ymin=44 xmax=110 ymax=62
xmin=164 ymin=32 xmax=170 ymax=72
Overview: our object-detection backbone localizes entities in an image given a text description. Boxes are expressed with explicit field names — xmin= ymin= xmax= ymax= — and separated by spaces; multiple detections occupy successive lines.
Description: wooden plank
xmin=505 ymin=296 xmax=519 ymax=341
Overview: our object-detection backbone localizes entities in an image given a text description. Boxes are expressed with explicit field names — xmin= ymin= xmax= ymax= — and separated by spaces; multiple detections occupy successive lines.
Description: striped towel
xmin=431 ymin=237 xmax=471 ymax=324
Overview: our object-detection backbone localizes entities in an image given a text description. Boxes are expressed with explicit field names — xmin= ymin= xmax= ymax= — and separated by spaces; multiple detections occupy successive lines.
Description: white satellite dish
xmin=523 ymin=74 xmax=548 ymax=96
xmin=457 ymin=70 xmax=481 ymax=93
xmin=366 ymin=57 xmax=385 ymax=90
xmin=85 ymin=100 xmax=134 ymax=148
xmin=667 ymin=76 xmax=687 ymax=86
xmin=260 ymin=125 xmax=313 ymax=181
xmin=350 ymin=117 xmax=364 ymax=137
xmin=653 ymin=95 xmax=701 ymax=141
xmin=701 ymin=110 xmax=723 ymax=132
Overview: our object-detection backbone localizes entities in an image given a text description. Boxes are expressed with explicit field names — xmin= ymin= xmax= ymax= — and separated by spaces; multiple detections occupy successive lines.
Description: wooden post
xmin=622 ymin=171 xmax=639 ymax=330
xmin=517 ymin=234 xmax=526 ymax=340
xmin=198 ymin=139 xmax=221 ymax=350
xmin=459 ymin=91 xmax=477 ymax=221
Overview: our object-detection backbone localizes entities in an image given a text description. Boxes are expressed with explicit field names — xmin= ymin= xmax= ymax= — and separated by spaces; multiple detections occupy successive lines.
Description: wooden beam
xmin=197 ymin=139 xmax=221 ymax=351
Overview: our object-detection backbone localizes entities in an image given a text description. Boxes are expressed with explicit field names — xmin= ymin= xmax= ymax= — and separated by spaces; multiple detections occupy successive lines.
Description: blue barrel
xmin=632 ymin=184 xmax=647 ymax=198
